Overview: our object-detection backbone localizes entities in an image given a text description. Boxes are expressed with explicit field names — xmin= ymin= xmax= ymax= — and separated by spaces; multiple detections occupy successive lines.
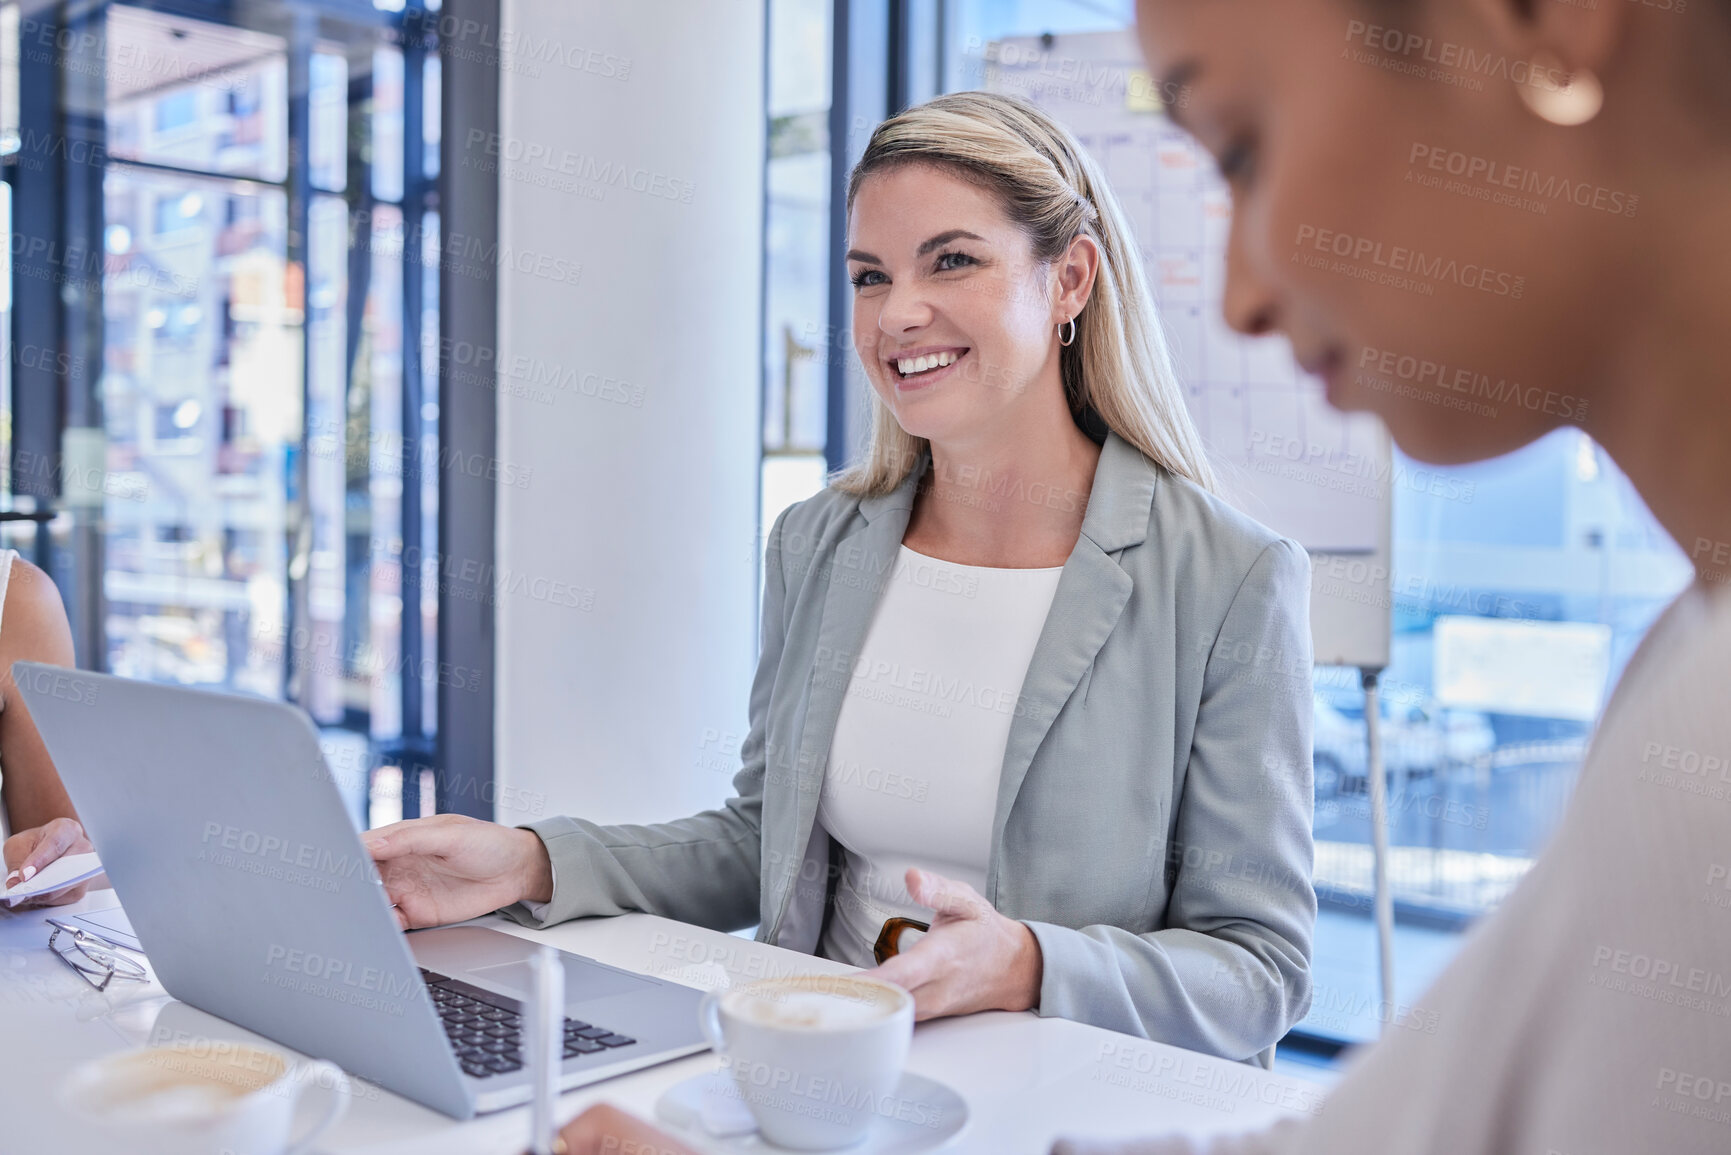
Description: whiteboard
xmin=984 ymin=29 xmax=1392 ymax=668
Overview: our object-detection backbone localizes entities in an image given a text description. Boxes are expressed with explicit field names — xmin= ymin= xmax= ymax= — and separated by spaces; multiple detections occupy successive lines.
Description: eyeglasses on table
xmin=46 ymin=918 xmax=149 ymax=992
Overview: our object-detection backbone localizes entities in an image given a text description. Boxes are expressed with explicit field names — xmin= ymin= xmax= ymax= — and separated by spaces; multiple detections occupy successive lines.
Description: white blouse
xmin=817 ymin=545 xmax=1063 ymax=969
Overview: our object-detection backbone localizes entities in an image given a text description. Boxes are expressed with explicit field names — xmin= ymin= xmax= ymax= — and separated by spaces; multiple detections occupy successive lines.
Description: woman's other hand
xmin=863 ymin=867 xmax=1043 ymax=1020
xmin=362 ymin=814 xmax=554 ymax=930
xmin=549 ymin=1103 xmax=699 ymax=1155
xmin=3 ymin=816 xmax=95 ymax=907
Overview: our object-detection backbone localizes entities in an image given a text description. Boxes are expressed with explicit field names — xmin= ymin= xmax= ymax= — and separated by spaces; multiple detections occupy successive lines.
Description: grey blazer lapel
xmin=787 ymin=459 xmax=925 ymax=847
xmin=987 ymin=432 xmax=1158 ymax=900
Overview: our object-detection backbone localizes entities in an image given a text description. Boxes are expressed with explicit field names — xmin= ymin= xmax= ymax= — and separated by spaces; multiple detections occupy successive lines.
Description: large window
xmin=1 ymin=0 xmax=444 ymax=829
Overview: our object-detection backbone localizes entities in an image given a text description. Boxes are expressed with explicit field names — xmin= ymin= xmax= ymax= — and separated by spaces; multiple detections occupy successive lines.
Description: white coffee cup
xmin=699 ymin=973 xmax=914 ymax=1151
xmin=59 ymin=1038 xmax=350 ymax=1155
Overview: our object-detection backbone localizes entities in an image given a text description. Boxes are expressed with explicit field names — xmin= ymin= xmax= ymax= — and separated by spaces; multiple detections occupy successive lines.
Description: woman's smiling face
xmin=1135 ymin=0 xmax=1630 ymax=465
xmin=847 ymin=163 xmax=1074 ymax=448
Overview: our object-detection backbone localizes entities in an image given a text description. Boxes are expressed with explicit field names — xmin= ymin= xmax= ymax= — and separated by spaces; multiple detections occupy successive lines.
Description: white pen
xmin=528 ymin=944 xmax=564 ymax=1155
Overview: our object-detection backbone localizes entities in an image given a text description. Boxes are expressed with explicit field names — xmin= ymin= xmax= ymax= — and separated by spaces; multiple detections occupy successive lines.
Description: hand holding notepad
xmin=3 ymin=851 xmax=104 ymax=907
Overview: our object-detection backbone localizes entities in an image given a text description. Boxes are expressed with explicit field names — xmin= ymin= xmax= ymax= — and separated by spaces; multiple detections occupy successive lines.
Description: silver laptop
xmin=16 ymin=662 xmax=708 ymax=1119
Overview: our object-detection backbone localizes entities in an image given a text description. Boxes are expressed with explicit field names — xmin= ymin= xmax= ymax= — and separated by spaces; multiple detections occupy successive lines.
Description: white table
xmin=1 ymin=890 xmax=1327 ymax=1153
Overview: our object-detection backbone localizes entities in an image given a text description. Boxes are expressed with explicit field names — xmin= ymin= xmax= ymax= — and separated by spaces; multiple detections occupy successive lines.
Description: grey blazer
xmin=506 ymin=430 xmax=1317 ymax=1061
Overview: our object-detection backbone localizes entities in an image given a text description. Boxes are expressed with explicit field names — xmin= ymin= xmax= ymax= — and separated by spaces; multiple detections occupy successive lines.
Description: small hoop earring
xmin=1517 ymin=52 xmax=1603 ymax=127
xmin=1059 ymin=318 xmax=1077 ymax=347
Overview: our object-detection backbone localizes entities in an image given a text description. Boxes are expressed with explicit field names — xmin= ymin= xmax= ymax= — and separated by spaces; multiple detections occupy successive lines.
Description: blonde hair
xmin=830 ymin=91 xmax=1218 ymax=498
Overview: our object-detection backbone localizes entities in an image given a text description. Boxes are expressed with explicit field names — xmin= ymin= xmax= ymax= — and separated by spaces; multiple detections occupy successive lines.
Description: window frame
xmin=4 ymin=0 xmax=499 ymax=824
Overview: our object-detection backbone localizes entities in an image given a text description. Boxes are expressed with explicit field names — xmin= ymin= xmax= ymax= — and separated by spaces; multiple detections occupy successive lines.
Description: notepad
xmin=2 ymin=851 xmax=103 ymax=907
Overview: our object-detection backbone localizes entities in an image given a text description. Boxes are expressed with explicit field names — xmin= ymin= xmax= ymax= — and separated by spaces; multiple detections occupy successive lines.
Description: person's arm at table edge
xmin=1 ymin=557 xmax=97 ymax=905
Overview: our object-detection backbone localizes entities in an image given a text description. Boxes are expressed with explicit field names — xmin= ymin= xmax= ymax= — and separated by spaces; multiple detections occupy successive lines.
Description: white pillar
xmin=494 ymin=0 xmax=765 ymax=824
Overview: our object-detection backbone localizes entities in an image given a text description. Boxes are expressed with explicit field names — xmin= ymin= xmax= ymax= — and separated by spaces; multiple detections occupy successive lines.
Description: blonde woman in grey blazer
xmin=366 ymin=92 xmax=1316 ymax=1065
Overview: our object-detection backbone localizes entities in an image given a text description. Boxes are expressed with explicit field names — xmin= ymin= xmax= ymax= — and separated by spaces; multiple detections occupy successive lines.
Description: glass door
xmin=9 ymin=0 xmax=446 ymax=824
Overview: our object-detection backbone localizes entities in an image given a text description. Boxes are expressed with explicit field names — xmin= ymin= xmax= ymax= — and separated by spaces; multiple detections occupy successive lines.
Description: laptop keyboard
xmin=420 ymin=968 xmax=638 ymax=1080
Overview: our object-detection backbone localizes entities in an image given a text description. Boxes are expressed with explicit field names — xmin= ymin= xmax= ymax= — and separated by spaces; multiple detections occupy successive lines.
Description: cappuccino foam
xmin=724 ymin=977 xmax=904 ymax=1030
xmin=78 ymin=1047 xmax=284 ymax=1121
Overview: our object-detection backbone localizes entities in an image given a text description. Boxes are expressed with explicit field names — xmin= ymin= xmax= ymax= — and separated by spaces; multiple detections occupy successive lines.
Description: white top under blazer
xmin=816 ymin=544 xmax=1063 ymax=968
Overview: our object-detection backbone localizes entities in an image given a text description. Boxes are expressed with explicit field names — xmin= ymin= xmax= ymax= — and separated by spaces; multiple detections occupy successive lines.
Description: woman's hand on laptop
xmin=3 ymin=816 xmax=94 ymax=907
xmin=362 ymin=814 xmax=554 ymax=930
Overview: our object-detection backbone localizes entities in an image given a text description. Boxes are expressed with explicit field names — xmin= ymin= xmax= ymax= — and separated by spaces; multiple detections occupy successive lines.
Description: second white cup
xmin=700 ymin=973 xmax=914 ymax=1150
xmin=59 ymin=1037 xmax=350 ymax=1155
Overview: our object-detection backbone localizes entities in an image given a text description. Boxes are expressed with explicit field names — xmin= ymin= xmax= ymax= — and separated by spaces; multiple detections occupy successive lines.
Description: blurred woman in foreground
xmin=1051 ymin=0 xmax=1731 ymax=1151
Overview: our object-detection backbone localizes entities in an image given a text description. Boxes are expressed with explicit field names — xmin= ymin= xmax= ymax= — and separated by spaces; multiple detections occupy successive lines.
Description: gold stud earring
xmin=1517 ymin=51 xmax=1603 ymax=127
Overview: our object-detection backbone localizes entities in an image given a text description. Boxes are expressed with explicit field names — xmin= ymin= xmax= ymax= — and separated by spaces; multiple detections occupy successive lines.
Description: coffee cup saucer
xmin=654 ymin=1067 xmax=968 ymax=1152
